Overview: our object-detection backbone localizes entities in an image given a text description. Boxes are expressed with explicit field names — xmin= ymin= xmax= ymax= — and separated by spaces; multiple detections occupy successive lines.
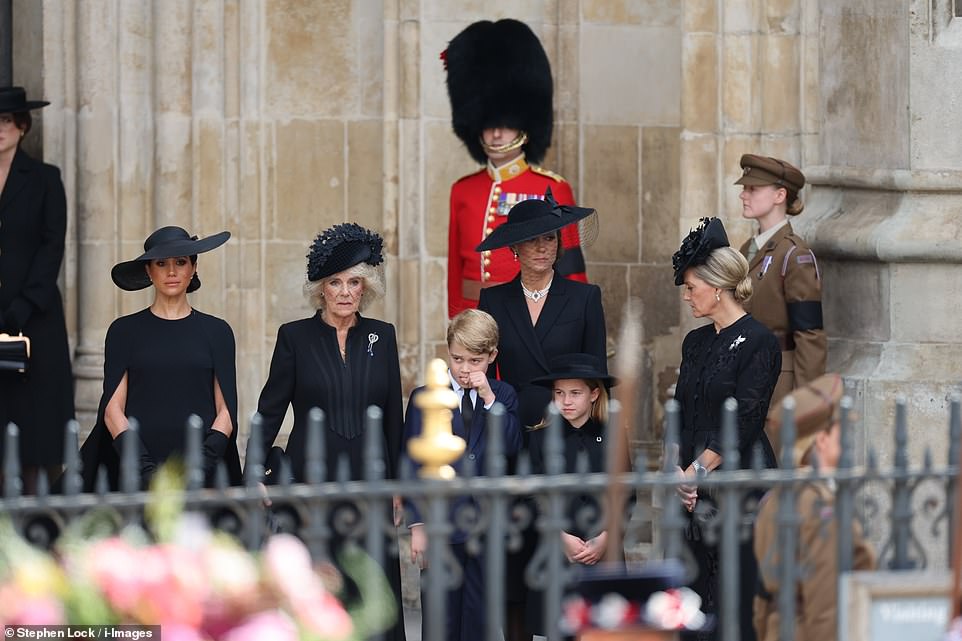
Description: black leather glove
xmin=112 ymin=429 xmax=157 ymax=489
xmin=202 ymin=429 xmax=230 ymax=480
xmin=4 ymin=299 xmax=32 ymax=333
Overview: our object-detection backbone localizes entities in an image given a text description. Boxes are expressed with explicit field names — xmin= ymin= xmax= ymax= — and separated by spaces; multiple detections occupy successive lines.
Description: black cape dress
xmin=673 ymin=313 xmax=781 ymax=641
xmin=79 ymin=308 xmax=243 ymax=490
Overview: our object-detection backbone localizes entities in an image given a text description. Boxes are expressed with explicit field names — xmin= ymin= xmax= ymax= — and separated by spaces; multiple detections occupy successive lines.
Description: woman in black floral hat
xmin=255 ymin=222 xmax=406 ymax=641
xmin=671 ymin=217 xmax=781 ymax=641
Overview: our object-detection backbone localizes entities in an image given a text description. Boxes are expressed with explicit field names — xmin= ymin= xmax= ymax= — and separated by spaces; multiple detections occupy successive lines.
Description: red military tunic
xmin=447 ymin=154 xmax=587 ymax=318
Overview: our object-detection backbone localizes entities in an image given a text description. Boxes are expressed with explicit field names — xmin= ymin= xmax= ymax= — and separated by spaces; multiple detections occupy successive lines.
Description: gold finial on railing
xmin=407 ymin=358 xmax=465 ymax=480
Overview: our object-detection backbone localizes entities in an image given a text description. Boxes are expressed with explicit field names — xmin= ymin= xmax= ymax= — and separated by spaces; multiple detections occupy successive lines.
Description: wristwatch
xmin=692 ymin=460 xmax=709 ymax=479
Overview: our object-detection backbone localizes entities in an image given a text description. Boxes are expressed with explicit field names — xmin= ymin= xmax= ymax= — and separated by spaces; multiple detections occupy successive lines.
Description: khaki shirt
xmin=739 ymin=223 xmax=827 ymax=407
xmin=753 ymin=481 xmax=876 ymax=641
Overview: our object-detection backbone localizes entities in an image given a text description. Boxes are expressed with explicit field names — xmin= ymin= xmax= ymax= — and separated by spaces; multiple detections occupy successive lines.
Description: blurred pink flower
xmin=221 ymin=611 xmax=298 ymax=641
xmin=3 ymin=591 xmax=65 ymax=625
xmin=292 ymin=591 xmax=353 ymax=640
xmin=262 ymin=534 xmax=322 ymax=603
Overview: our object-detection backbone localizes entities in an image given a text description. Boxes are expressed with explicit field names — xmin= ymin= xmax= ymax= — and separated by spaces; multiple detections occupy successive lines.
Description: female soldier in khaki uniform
xmin=735 ymin=155 xmax=826 ymax=419
xmin=753 ymin=373 xmax=875 ymax=641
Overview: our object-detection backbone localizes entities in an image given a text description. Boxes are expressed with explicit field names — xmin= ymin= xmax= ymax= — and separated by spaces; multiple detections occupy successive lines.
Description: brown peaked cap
xmin=767 ymin=373 xmax=844 ymax=464
xmin=734 ymin=153 xmax=805 ymax=192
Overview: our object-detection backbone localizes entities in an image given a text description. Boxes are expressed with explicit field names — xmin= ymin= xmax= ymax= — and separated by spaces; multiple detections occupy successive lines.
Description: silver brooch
xmin=367 ymin=332 xmax=379 ymax=356
xmin=729 ymin=335 xmax=746 ymax=351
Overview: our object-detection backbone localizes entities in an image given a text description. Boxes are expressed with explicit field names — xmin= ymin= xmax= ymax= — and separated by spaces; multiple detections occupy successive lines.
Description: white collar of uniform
xmin=754 ymin=219 xmax=789 ymax=249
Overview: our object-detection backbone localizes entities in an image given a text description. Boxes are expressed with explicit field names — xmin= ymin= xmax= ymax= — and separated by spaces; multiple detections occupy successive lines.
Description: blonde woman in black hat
xmin=735 ymin=154 xmax=826 ymax=422
xmin=444 ymin=19 xmax=588 ymax=319
xmin=477 ymin=191 xmax=605 ymax=641
xmin=671 ymin=217 xmax=781 ymax=641
xmin=254 ymin=222 xmax=406 ymax=641
xmin=79 ymin=226 xmax=242 ymax=490
xmin=0 ymin=87 xmax=75 ymax=493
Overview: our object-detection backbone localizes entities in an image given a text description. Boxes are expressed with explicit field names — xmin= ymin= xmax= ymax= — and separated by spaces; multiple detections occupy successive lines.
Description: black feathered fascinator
xmin=306 ymin=223 xmax=384 ymax=282
xmin=671 ymin=217 xmax=730 ymax=286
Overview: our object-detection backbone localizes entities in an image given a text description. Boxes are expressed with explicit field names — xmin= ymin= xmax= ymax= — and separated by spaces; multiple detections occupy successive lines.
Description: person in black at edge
xmin=0 ymin=87 xmax=75 ymax=494
xmin=80 ymin=226 xmax=242 ymax=490
xmin=670 ymin=217 xmax=781 ymax=641
xmin=254 ymin=222 xmax=406 ymax=641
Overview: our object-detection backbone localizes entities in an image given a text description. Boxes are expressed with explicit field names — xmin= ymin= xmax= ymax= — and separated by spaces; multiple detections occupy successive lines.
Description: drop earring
xmin=715 ymin=291 xmax=721 ymax=302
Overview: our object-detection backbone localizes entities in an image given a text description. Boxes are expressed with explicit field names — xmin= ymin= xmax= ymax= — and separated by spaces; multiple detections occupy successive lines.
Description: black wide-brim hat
xmin=530 ymin=353 xmax=617 ymax=389
xmin=306 ymin=222 xmax=384 ymax=282
xmin=671 ymin=217 xmax=730 ymax=286
xmin=0 ymin=86 xmax=50 ymax=112
xmin=111 ymin=226 xmax=230 ymax=292
xmin=444 ymin=19 xmax=553 ymax=165
xmin=475 ymin=187 xmax=595 ymax=252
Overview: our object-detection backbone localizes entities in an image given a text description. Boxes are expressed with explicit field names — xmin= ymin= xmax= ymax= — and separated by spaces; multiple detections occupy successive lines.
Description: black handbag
xmin=0 ymin=332 xmax=30 ymax=373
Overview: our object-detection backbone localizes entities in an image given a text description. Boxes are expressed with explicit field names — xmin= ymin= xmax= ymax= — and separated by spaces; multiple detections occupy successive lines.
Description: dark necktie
xmin=460 ymin=390 xmax=474 ymax=439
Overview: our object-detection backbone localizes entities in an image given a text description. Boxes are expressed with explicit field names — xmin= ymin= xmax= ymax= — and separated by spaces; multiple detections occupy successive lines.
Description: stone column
xmin=802 ymin=0 xmax=962 ymax=472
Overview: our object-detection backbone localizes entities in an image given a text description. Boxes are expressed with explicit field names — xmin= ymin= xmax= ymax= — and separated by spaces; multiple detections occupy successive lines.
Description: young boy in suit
xmin=402 ymin=308 xmax=522 ymax=641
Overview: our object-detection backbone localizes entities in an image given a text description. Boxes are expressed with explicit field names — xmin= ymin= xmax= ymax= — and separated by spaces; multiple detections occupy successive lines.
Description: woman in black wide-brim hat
xmin=79 ymin=226 xmax=242 ymax=491
xmin=0 ymin=86 xmax=75 ymax=493
xmin=476 ymin=188 xmax=607 ymax=639
xmin=670 ymin=217 xmax=780 ymax=641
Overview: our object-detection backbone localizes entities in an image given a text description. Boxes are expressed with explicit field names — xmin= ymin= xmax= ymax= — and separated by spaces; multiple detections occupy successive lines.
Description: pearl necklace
xmin=521 ymin=278 xmax=552 ymax=303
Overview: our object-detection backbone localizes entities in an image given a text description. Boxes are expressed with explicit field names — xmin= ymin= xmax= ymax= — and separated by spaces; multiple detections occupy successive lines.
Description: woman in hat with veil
xmin=0 ymin=87 xmax=75 ymax=493
xmin=477 ymin=189 xmax=606 ymax=641
xmin=79 ymin=227 xmax=242 ymax=490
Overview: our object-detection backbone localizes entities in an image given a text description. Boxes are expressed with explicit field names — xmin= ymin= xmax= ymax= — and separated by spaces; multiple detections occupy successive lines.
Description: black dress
xmin=80 ymin=308 xmax=243 ymax=489
xmin=478 ymin=272 xmax=608 ymax=612
xmin=0 ymin=148 xmax=75 ymax=467
xmin=673 ymin=313 xmax=781 ymax=641
xmin=256 ymin=311 xmax=406 ymax=641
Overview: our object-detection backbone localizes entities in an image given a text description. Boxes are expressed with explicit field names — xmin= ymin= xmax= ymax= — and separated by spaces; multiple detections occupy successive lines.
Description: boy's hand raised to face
xmin=465 ymin=370 xmax=495 ymax=407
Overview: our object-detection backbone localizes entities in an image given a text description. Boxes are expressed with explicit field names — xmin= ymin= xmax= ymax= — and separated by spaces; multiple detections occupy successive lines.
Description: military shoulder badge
xmin=531 ymin=165 xmax=566 ymax=183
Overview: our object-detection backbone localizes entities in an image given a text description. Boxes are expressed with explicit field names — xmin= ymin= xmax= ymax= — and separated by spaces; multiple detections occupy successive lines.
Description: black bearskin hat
xmin=443 ymin=19 xmax=554 ymax=165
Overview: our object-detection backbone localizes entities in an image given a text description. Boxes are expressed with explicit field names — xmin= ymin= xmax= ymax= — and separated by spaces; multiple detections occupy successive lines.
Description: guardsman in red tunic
xmin=444 ymin=19 xmax=587 ymax=318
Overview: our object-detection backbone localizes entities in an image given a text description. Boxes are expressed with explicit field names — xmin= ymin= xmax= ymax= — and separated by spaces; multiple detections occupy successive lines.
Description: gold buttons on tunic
xmin=485 ymin=227 xmax=493 ymax=234
xmin=483 ymin=258 xmax=491 ymax=266
xmin=484 ymin=271 xmax=490 ymax=279
xmin=487 ymin=215 xmax=495 ymax=223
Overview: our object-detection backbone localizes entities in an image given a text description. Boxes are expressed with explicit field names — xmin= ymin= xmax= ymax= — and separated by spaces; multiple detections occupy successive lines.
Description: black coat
xmin=478 ymin=271 xmax=607 ymax=428
xmin=256 ymin=313 xmax=404 ymax=482
xmin=0 ymin=148 xmax=74 ymax=466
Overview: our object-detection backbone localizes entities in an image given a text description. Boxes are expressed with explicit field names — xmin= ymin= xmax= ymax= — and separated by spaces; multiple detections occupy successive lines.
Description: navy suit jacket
xmin=402 ymin=377 xmax=522 ymax=543
xmin=478 ymin=271 xmax=607 ymax=428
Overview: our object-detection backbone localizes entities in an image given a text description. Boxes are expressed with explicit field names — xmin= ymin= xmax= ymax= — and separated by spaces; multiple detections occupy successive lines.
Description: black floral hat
xmin=475 ymin=187 xmax=596 ymax=252
xmin=671 ymin=217 xmax=729 ymax=286
xmin=111 ymin=226 xmax=230 ymax=292
xmin=307 ymin=223 xmax=384 ymax=282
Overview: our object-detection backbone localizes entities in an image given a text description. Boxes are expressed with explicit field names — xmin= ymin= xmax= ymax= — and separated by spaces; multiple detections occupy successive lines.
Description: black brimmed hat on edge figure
xmin=670 ymin=217 xmax=730 ymax=286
